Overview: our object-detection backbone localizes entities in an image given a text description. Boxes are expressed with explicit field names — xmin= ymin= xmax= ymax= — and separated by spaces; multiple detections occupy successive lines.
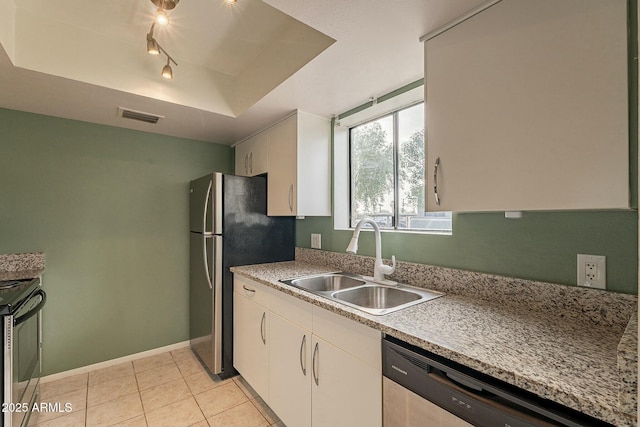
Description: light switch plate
xmin=577 ymin=254 xmax=606 ymax=290
xmin=311 ymin=233 xmax=321 ymax=249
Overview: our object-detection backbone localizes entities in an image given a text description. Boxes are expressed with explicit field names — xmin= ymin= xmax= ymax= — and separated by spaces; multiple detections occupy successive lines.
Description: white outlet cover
xmin=577 ymin=254 xmax=606 ymax=290
xmin=311 ymin=233 xmax=322 ymax=249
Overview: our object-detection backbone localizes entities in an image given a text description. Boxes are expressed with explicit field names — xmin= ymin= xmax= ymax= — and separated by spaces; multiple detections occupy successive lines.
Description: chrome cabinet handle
xmin=242 ymin=285 xmax=255 ymax=294
xmin=433 ymin=157 xmax=441 ymax=206
xmin=299 ymin=335 xmax=307 ymax=376
xmin=244 ymin=154 xmax=248 ymax=175
xmin=249 ymin=152 xmax=253 ymax=174
xmin=312 ymin=342 xmax=319 ymax=386
xmin=288 ymin=184 xmax=294 ymax=213
xmin=260 ymin=312 xmax=266 ymax=345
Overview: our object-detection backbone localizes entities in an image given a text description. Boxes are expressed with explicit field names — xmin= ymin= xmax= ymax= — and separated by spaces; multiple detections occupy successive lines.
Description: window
xmin=349 ymin=103 xmax=452 ymax=232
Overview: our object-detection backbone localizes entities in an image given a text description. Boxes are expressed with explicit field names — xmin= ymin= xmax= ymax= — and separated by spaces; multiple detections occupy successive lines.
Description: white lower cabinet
xmin=311 ymin=334 xmax=381 ymax=427
xmin=233 ymin=278 xmax=270 ymax=402
xmin=269 ymin=313 xmax=312 ymax=427
xmin=234 ymin=277 xmax=382 ymax=427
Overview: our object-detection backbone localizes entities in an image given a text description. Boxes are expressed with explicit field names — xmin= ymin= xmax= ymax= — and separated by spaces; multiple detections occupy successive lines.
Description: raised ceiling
xmin=5 ymin=0 xmax=335 ymax=117
xmin=0 ymin=0 xmax=486 ymax=145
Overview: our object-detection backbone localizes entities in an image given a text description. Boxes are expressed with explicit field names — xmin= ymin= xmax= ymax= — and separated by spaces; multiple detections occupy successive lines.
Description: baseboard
xmin=40 ymin=340 xmax=191 ymax=383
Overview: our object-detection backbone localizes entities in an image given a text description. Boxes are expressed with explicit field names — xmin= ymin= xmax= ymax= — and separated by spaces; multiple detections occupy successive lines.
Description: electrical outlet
xmin=311 ymin=233 xmax=322 ymax=249
xmin=577 ymin=254 xmax=606 ymax=290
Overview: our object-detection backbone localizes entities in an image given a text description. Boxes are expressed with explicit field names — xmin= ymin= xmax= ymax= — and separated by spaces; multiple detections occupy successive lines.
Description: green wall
xmin=297 ymin=211 xmax=637 ymax=294
xmin=0 ymin=108 xmax=233 ymax=375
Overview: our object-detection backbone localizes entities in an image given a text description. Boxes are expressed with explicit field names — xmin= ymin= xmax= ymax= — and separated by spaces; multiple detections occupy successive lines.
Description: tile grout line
xmin=40 ymin=349 xmax=283 ymax=427
xmin=83 ymin=384 xmax=88 ymax=427
xmin=185 ymin=366 xmax=214 ymax=426
xmin=132 ymin=361 xmax=144 ymax=427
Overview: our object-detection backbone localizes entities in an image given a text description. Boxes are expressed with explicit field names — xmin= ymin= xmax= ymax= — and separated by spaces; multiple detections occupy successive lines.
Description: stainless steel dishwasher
xmin=382 ymin=336 xmax=612 ymax=427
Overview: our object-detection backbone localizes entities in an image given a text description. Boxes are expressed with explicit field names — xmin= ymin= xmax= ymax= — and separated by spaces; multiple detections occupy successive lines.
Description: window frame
xmin=347 ymin=101 xmax=451 ymax=233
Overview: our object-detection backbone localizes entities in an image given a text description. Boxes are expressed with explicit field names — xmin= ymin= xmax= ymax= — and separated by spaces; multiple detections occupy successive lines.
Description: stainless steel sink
xmin=280 ymin=272 xmax=443 ymax=315
xmin=333 ymin=285 xmax=421 ymax=308
xmin=286 ymin=273 xmax=365 ymax=292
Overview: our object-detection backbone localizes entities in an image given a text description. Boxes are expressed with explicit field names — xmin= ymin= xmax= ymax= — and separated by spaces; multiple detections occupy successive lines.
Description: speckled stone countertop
xmin=0 ymin=252 xmax=45 ymax=280
xmin=231 ymin=254 xmax=638 ymax=427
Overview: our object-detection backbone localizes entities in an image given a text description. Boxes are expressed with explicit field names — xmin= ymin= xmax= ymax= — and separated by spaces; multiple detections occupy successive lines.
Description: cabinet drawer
xmin=234 ymin=276 xmax=270 ymax=307
xmin=312 ymin=305 xmax=381 ymax=369
xmin=270 ymin=289 xmax=313 ymax=331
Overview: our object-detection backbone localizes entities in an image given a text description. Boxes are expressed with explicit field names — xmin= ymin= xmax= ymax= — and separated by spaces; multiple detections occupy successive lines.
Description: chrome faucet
xmin=346 ymin=217 xmax=396 ymax=282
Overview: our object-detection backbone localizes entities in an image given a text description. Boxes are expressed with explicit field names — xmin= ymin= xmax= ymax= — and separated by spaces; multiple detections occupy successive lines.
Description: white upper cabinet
xmin=234 ymin=111 xmax=331 ymax=216
xmin=235 ymin=133 xmax=268 ymax=177
xmin=424 ymin=0 xmax=629 ymax=212
xmin=267 ymin=111 xmax=331 ymax=216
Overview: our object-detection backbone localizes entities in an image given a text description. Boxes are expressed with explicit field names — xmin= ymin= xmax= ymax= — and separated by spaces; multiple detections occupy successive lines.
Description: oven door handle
xmin=14 ymin=290 xmax=46 ymax=326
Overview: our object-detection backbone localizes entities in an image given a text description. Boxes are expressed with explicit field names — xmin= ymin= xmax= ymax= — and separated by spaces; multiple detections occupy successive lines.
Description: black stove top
xmin=0 ymin=277 xmax=41 ymax=315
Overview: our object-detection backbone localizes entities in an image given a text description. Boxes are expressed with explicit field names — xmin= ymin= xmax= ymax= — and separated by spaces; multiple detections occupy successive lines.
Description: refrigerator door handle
xmin=213 ymin=172 xmax=223 ymax=235
xmin=212 ymin=235 xmax=223 ymax=374
xmin=202 ymin=179 xmax=214 ymax=290
xmin=203 ymin=180 xmax=213 ymax=236
xmin=202 ymin=234 xmax=213 ymax=290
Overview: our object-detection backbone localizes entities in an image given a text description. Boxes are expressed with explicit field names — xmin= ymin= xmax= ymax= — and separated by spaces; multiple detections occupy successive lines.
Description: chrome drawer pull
xmin=260 ymin=312 xmax=266 ymax=345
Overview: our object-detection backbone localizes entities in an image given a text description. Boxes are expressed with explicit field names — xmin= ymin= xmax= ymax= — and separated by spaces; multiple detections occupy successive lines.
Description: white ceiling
xmin=0 ymin=0 xmax=486 ymax=145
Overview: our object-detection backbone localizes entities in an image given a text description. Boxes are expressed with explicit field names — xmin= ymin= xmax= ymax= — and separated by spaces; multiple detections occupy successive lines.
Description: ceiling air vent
xmin=117 ymin=107 xmax=164 ymax=124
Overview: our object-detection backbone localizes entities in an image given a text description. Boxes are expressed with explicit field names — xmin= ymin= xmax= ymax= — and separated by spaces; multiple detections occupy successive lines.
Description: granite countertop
xmin=231 ymin=259 xmax=637 ymax=427
xmin=0 ymin=253 xmax=45 ymax=281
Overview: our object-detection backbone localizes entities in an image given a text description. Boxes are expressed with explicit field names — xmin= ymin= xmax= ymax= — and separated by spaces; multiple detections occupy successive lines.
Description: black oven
xmin=0 ymin=279 xmax=46 ymax=427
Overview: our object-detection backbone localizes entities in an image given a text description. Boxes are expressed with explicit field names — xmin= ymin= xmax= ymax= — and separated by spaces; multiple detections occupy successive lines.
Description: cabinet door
xmin=235 ymin=139 xmax=252 ymax=177
xmin=235 ymin=135 xmax=268 ymax=177
xmin=233 ymin=292 xmax=269 ymax=402
xmin=249 ymin=132 xmax=269 ymax=176
xmin=424 ymin=0 xmax=628 ymax=212
xmin=269 ymin=313 xmax=312 ymax=427
xmin=311 ymin=335 xmax=382 ymax=427
xmin=267 ymin=116 xmax=297 ymax=216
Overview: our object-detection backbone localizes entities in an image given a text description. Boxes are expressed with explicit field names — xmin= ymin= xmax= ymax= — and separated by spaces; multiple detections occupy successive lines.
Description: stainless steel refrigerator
xmin=189 ymin=172 xmax=295 ymax=379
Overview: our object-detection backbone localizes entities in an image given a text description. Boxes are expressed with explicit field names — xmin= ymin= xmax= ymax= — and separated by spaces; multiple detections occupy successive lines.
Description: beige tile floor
xmin=32 ymin=348 xmax=284 ymax=427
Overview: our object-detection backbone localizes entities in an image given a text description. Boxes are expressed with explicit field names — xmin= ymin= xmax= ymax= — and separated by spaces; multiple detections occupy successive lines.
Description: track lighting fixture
xmin=147 ymin=23 xmax=177 ymax=78
xmin=144 ymin=0 xmax=237 ymax=80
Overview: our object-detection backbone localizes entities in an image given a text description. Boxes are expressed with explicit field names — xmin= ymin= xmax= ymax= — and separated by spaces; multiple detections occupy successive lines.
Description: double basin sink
xmin=279 ymin=272 xmax=443 ymax=315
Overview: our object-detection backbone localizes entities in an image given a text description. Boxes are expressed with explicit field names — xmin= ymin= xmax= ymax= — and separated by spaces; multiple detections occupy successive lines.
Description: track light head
xmin=161 ymin=65 xmax=173 ymax=79
xmin=147 ymin=37 xmax=160 ymax=55
xmin=155 ymin=8 xmax=169 ymax=25
xmin=161 ymin=58 xmax=173 ymax=79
